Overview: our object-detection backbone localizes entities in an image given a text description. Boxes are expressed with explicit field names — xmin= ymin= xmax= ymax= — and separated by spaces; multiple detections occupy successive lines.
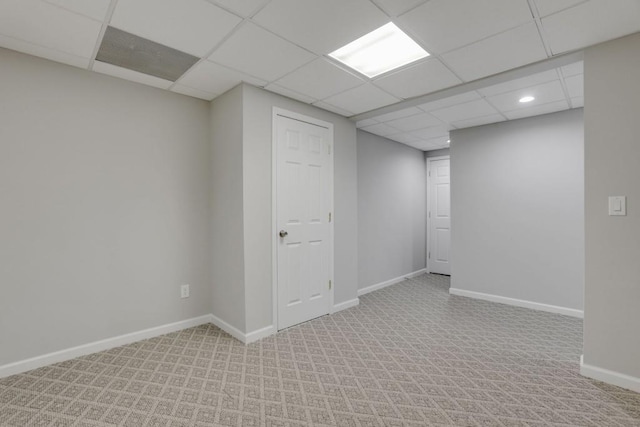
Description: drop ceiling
xmin=357 ymin=60 xmax=584 ymax=150
xmin=0 ymin=0 xmax=638 ymax=151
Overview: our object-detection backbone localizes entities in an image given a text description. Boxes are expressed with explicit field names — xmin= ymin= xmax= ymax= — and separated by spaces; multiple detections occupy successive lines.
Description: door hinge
xmin=428 ymin=211 xmax=431 ymax=218
xmin=428 ymin=171 xmax=431 ymax=177
xmin=328 ymin=145 xmax=331 ymax=155
xmin=428 ymin=252 xmax=431 ymax=259
xmin=329 ymin=280 xmax=332 ymax=290
xmin=329 ymin=212 xmax=332 ymax=222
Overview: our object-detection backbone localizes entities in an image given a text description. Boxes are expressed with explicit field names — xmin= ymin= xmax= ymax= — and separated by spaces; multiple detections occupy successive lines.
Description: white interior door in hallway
xmin=428 ymin=157 xmax=451 ymax=275
xmin=274 ymin=109 xmax=333 ymax=330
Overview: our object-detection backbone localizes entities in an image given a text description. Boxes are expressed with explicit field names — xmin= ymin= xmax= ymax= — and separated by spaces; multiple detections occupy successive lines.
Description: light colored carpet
xmin=1 ymin=274 xmax=639 ymax=426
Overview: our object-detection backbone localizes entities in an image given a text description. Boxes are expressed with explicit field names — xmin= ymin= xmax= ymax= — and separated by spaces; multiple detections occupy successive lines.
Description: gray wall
xmin=0 ymin=49 xmax=357 ymax=366
xmin=242 ymin=85 xmax=358 ymax=332
xmin=208 ymin=84 xmax=358 ymax=334
xmin=583 ymin=33 xmax=640 ymax=378
xmin=451 ymin=109 xmax=584 ymax=311
xmin=0 ymin=49 xmax=212 ymax=365
xmin=210 ymin=85 xmax=246 ymax=332
xmin=357 ymin=131 xmax=426 ymax=289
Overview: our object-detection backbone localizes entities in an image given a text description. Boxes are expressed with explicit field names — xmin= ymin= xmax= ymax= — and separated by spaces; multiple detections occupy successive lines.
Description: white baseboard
xmin=209 ymin=314 xmax=247 ymax=343
xmin=448 ymin=288 xmax=583 ymax=318
xmin=580 ymin=355 xmax=640 ymax=393
xmin=209 ymin=314 xmax=275 ymax=344
xmin=242 ymin=299 xmax=361 ymax=342
xmin=358 ymin=268 xmax=427 ymax=297
xmin=245 ymin=325 xmax=275 ymax=344
xmin=333 ymin=298 xmax=359 ymax=312
xmin=0 ymin=314 xmax=213 ymax=379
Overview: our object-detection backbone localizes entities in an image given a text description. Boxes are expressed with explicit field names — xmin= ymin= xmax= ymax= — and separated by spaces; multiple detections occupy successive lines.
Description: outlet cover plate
xmin=181 ymin=284 xmax=190 ymax=298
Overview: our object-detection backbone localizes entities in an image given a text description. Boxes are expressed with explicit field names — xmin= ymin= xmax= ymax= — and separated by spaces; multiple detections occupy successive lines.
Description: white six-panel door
xmin=275 ymin=111 xmax=333 ymax=330
xmin=428 ymin=157 xmax=451 ymax=275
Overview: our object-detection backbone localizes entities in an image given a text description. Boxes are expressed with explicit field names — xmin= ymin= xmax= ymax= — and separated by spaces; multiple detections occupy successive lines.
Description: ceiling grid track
xmin=88 ymin=0 xmax=120 ymax=71
xmin=1 ymin=0 xmax=615 ymax=149
xmin=526 ymin=0 xmax=554 ymax=59
xmin=351 ymin=50 xmax=584 ymax=122
xmin=168 ymin=18 xmax=248 ymax=91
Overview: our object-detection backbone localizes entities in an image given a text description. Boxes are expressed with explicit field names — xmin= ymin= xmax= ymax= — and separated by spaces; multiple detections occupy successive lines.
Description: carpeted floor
xmin=1 ymin=273 xmax=639 ymax=426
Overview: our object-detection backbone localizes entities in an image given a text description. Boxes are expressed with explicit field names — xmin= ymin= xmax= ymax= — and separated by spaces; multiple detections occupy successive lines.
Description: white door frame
xmin=271 ymin=107 xmax=334 ymax=331
xmin=426 ymin=155 xmax=450 ymax=273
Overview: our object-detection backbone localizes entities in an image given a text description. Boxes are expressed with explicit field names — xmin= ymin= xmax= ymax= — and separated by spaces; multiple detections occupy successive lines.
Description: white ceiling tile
xmin=373 ymin=58 xmax=461 ymax=99
xmin=178 ymin=60 xmax=266 ymax=96
xmin=400 ymin=141 xmax=426 ymax=150
xmin=44 ymin=0 xmax=111 ymax=21
xmin=312 ymin=101 xmax=354 ymax=117
xmin=571 ymin=97 xmax=584 ymax=108
xmin=274 ymin=58 xmax=364 ymax=100
xmin=0 ymin=0 xmax=101 ymax=59
xmin=541 ymin=0 xmax=640 ymax=54
xmin=452 ymin=114 xmax=506 ymax=129
xmin=93 ymin=61 xmax=173 ymax=89
xmin=111 ymin=0 xmax=241 ymax=56
xmin=387 ymin=133 xmax=421 ymax=145
xmin=416 ymin=136 xmax=450 ymax=150
xmin=430 ymin=99 xmax=499 ymax=122
xmin=356 ymin=118 xmax=378 ymax=128
xmin=425 ymin=136 xmax=451 ymax=146
xmin=372 ymin=0 xmax=426 ymax=17
xmin=410 ymin=125 xmax=451 ymax=140
xmin=265 ymin=83 xmax=317 ymax=104
xmin=373 ymin=107 xmax=424 ymax=123
xmin=411 ymin=141 xmax=431 ymax=151
xmin=171 ymin=84 xmax=217 ymax=100
xmin=386 ymin=112 xmax=443 ymax=132
xmin=478 ymin=69 xmax=560 ymax=97
xmin=322 ymin=84 xmax=400 ymax=115
xmin=560 ymin=61 xmax=583 ymax=77
xmin=0 ymin=34 xmax=90 ymax=68
xmin=209 ymin=22 xmax=316 ymax=82
xmin=564 ymin=74 xmax=583 ymax=99
xmin=418 ymin=91 xmax=481 ymax=112
xmin=207 ymin=0 xmax=268 ymax=17
xmin=488 ymin=80 xmax=566 ymax=112
xmin=253 ymin=0 xmax=389 ymax=54
xmin=442 ymin=23 xmax=548 ymax=82
xmin=397 ymin=0 xmax=533 ymax=54
xmin=533 ymin=0 xmax=587 ymax=17
xmin=361 ymin=123 xmax=402 ymax=137
xmin=503 ymin=100 xmax=569 ymax=120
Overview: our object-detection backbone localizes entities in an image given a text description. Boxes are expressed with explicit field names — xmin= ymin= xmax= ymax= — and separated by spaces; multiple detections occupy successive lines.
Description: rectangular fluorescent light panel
xmin=329 ymin=23 xmax=429 ymax=78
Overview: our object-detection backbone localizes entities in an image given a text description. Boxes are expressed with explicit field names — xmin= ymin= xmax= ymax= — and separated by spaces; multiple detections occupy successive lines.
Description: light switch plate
xmin=608 ymin=196 xmax=626 ymax=216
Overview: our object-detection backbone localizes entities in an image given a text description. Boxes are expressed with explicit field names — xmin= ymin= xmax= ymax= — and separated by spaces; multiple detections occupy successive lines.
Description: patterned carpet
xmin=1 ymin=273 xmax=639 ymax=426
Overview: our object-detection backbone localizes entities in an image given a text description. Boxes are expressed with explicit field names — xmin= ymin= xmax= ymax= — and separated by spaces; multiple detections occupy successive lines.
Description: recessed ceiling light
xmin=446 ymin=139 xmax=450 ymax=143
xmin=329 ymin=23 xmax=429 ymax=78
xmin=519 ymin=96 xmax=535 ymax=103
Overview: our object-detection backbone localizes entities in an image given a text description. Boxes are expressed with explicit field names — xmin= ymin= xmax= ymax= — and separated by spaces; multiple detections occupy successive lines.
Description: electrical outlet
xmin=181 ymin=284 xmax=190 ymax=299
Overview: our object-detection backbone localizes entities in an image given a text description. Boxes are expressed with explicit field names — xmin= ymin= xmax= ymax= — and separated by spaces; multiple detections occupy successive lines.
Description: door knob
xmin=279 ymin=230 xmax=288 ymax=238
